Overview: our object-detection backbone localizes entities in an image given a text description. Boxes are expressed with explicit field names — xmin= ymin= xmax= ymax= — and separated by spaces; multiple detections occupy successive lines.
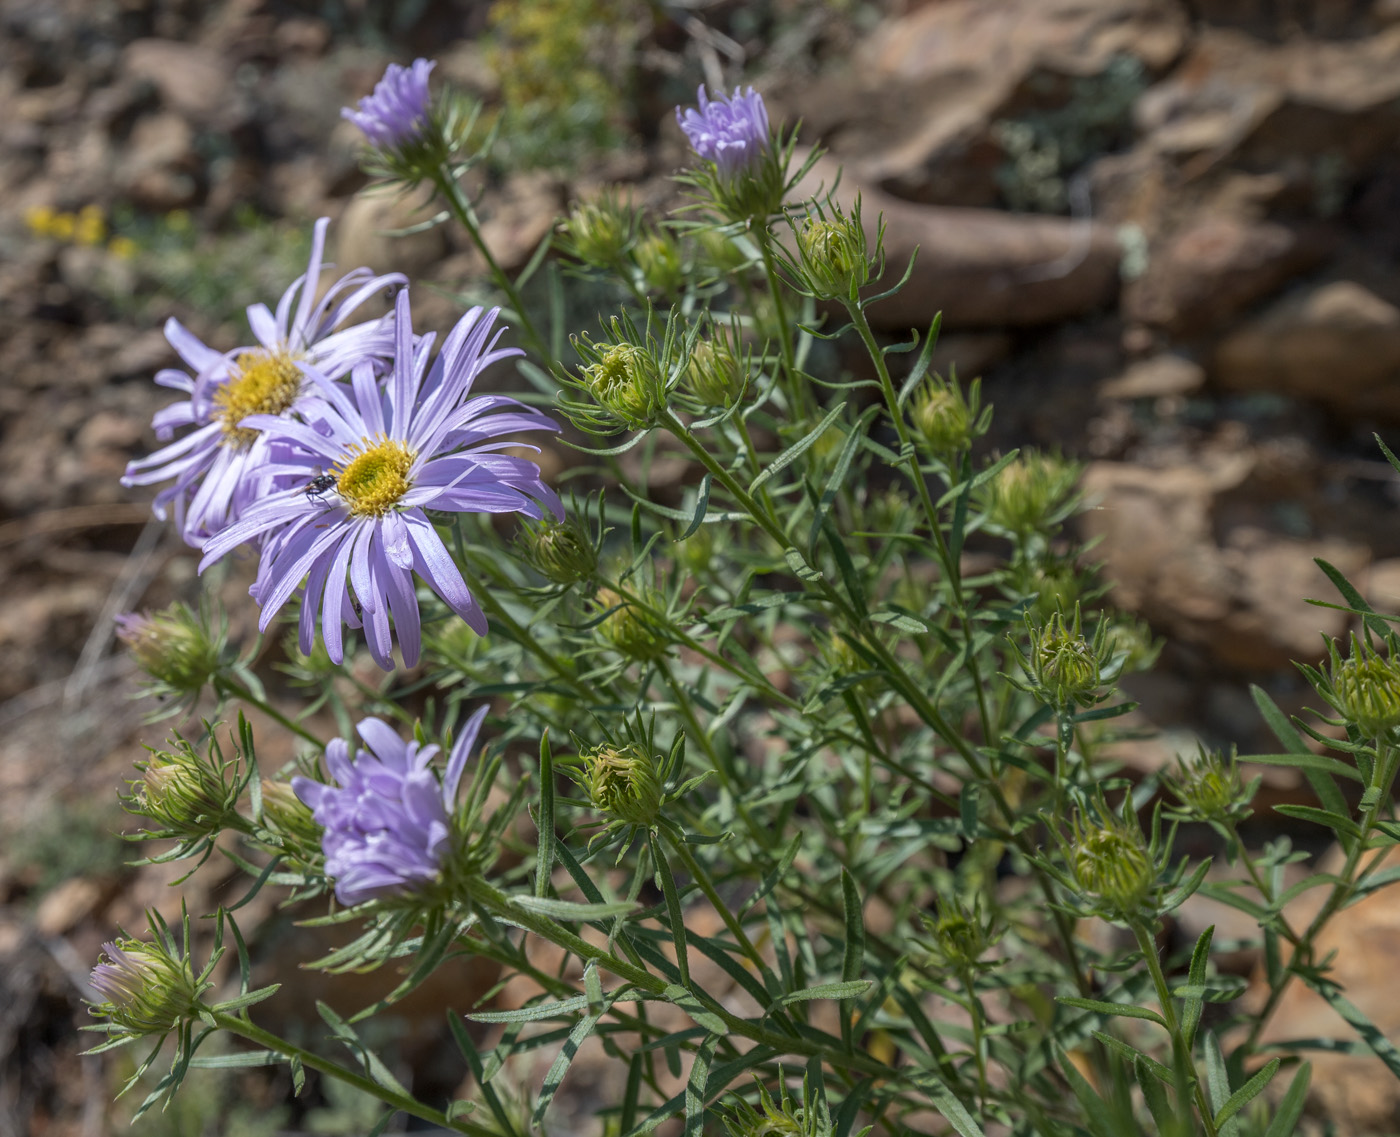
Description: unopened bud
xmin=1029 ymin=608 xmax=1104 ymax=708
xmin=564 ymin=189 xmax=637 ymax=269
xmin=686 ymin=335 xmax=745 ymax=408
xmin=584 ymin=341 xmax=665 ymax=429
xmin=578 ymin=743 xmax=662 ymax=827
xmin=1071 ymin=806 xmax=1154 ymax=917
xmin=125 ymin=739 xmax=239 ymax=839
xmin=924 ymin=897 xmax=999 ymax=973
xmin=635 ymin=229 xmax=684 ymax=295
xmin=259 ymin=778 xmax=321 ymax=850
xmin=594 ymin=588 xmax=669 ymax=662
xmin=1168 ymin=747 xmax=1248 ymax=822
xmin=520 ymin=517 xmax=598 ymax=585
xmin=115 ymin=604 xmax=221 ymax=701
xmin=1329 ymin=635 xmax=1400 ymax=737
xmin=985 ymin=451 xmax=1079 ymax=536
xmin=797 ymin=210 xmax=869 ymax=300
xmin=89 ymin=936 xmax=200 ymax=1036
xmin=912 ymin=377 xmax=973 ymax=454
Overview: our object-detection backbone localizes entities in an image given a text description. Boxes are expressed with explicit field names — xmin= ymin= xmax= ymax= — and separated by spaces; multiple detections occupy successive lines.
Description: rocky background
xmin=5 ymin=0 xmax=1400 ymax=1132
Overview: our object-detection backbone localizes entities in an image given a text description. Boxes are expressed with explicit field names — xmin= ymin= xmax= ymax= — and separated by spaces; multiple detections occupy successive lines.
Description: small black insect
xmin=305 ymin=474 xmax=337 ymax=502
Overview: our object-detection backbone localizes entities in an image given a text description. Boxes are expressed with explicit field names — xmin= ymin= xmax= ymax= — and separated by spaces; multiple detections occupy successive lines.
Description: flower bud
xmin=796 ymin=210 xmax=869 ymax=300
xmin=1168 ymin=746 xmax=1249 ymax=822
xmin=89 ymin=936 xmax=201 ymax=1036
xmin=985 ymin=451 xmax=1080 ymax=536
xmin=115 ymin=603 xmax=222 ymax=703
xmin=520 ymin=516 xmax=598 ymax=585
xmin=1070 ymin=806 xmax=1154 ymax=917
xmin=583 ymin=341 xmax=665 ymax=429
xmin=634 ymin=228 xmax=684 ymax=295
xmin=564 ymin=188 xmax=638 ymax=270
xmin=577 ymin=743 xmax=663 ymax=827
xmin=923 ymin=897 xmax=999 ymax=974
xmin=1028 ymin=607 xmax=1104 ymax=709
xmin=258 ymin=778 xmax=322 ymax=852
xmin=125 ymin=738 xmax=240 ymax=839
xmin=686 ymin=334 xmax=745 ymax=408
xmin=1329 ymin=635 xmax=1400 ymax=737
xmin=912 ymin=376 xmax=974 ymax=454
xmin=695 ymin=228 xmax=750 ymax=277
xmin=594 ymin=588 xmax=669 ymax=662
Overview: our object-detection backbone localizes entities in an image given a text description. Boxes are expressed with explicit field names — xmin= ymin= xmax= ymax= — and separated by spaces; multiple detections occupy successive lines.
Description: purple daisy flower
xmin=198 ymin=290 xmax=562 ymax=670
xmin=122 ymin=218 xmax=407 ymax=547
xmin=342 ymin=58 xmax=436 ymax=151
xmin=291 ymin=706 xmax=486 ymax=906
xmin=676 ymin=84 xmax=771 ymax=177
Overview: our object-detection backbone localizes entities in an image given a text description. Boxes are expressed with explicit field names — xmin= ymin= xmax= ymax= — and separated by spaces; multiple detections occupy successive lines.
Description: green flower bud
xmin=1168 ymin=747 xmax=1249 ymax=822
xmin=985 ymin=451 xmax=1080 ymax=536
xmin=634 ymin=228 xmax=684 ymax=295
xmin=722 ymin=1082 xmax=829 ymax=1137
xmin=124 ymin=736 xmax=242 ymax=840
xmin=563 ymin=187 xmax=637 ymax=269
xmin=686 ymin=334 xmax=745 ymax=408
xmin=584 ymin=341 xmax=665 ymax=429
xmin=577 ymin=743 xmax=662 ymax=827
xmin=594 ymin=588 xmax=669 ymax=662
xmin=796 ymin=210 xmax=869 ymax=300
xmin=1028 ymin=607 xmax=1105 ymax=709
xmin=923 ymin=897 xmax=1000 ymax=974
xmin=1070 ymin=806 xmax=1154 ymax=917
xmin=696 ymin=227 xmax=750 ymax=277
xmin=115 ymin=603 xmax=222 ymax=703
xmin=259 ymin=778 xmax=321 ymax=850
xmin=89 ymin=935 xmax=201 ymax=1036
xmin=1329 ymin=635 xmax=1400 ymax=737
xmin=912 ymin=383 xmax=971 ymax=454
xmin=520 ymin=516 xmax=598 ymax=585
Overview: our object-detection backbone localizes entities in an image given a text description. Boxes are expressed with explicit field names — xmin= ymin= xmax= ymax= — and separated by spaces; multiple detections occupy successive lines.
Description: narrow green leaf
xmin=807 ymin=406 xmax=878 ymax=555
xmin=1315 ymin=557 xmax=1390 ymax=641
xmin=535 ymin=730 xmax=555 ymax=898
xmin=869 ymin=609 xmax=928 ymax=634
xmin=1053 ymin=1047 xmax=1112 ymax=1137
xmin=840 ymin=868 xmax=865 ymax=1053
xmin=188 ymin=1052 xmax=283 ymax=1069
xmin=1092 ymin=1032 xmax=1172 ymax=1084
xmin=1251 ymin=684 xmax=1350 ymax=820
xmin=683 ymin=1033 xmax=719 ymax=1137
xmin=467 ymin=994 xmax=590 ymax=1023
xmin=1057 ymin=996 xmax=1167 ymax=1028
xmin=650 ymin=835 xmax=690 ymax=987
xmin=779 ymin=980 xmax=872 ymax=1005
xmin=749 ymin=401 xmax=848 ymax=494
xmin=512 ymin=896 xmax=636 ymax=921
xmin=680 ymin=474 xmax=713 ymax=540
xmin=959 ymin=784 xmax=980 ymax=842
xmin=1214 ymin=1058 xmax=1280 ymax=1128
xmin=1243 ymin=752 xmax=1363 ymax=783
xmin=909 ymin=1072 xmax=986 ymax=1137
xmin=1309 ymin=983 xmax=1400 ymax=1079
xmin=1136 ymin=1055 xmax=1178 ymax=1134
xmin=663 ymin=985 xmax=728 ymax=1035
xmin=1203 ymin=1033 xmax=1239 ymax=1137
xmin=1263 ymin=1062 xmax=1311 ymax=1137
xmin=1272 ymin=804 xmax=1362 ymax=840
xmin=532 ymin=1003 xmax=608 ymax=1126
xmin=1181 ymin=925 xmax=1213 ymax=1049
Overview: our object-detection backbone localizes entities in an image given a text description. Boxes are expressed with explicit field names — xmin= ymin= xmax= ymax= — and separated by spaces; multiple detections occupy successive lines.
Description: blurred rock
xmin=336 ymin=183 xmax=449 ymax=280
xmin=118 ymin=110 xmax=199 ymax=209
xmin=1214 ymin=280 xmax=1400 ymax=419
xmin=793 ymin=153 xmax=1121 ymax=329
xmin=1081 ymin=454 xmax=1368 ymax=669
xmin=121 ymin=38 xmax=232 ymax=124
xmin=1099 ymin=353 xmax=1205 ymax=399
xmin=1249 ymin=845 xmax=1400 ymax=1131
xmin=1124 ymin=218 xmax=1334 ymax=334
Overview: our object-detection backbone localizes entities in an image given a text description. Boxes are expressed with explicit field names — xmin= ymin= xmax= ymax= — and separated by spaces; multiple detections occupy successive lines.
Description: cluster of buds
xmin=519 ymin=515 xmax=599 ymax=586
xmin=115 ymin=602 xmax=226 ymax=714
xmin=560 ymin=186 xmax=640 ymax=271
xmin=1319 ymin=633 xmax=1400 ymax=738
xmin=1010 ymin=605 xmax=1114 ymax=711
xmin=791 ymin=197 xmax=878 ymax=303
xmin=911 ymin=370 xmax=987 ymax=457
xmin=983 ymin=450 xmax=1081 ymax=538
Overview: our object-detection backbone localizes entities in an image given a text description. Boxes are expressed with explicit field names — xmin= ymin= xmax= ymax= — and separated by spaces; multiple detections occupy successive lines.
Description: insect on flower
xmin=304 ymin=473 xmax=338 ymax=502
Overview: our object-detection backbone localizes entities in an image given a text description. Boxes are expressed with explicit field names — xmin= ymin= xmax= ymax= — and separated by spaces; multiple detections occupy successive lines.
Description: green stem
xmin=662 ymin=823 xmax=774 ymax=982
xmin=1130 ymin=922 xmax=1220 ymax=1137
xmin=210 ymin=1010 xmax=495 ymax=1137
xmin=215 ymin=678 xmax=322 ymax=748
xmin=431 ymin=168 xmax=549 ymax=361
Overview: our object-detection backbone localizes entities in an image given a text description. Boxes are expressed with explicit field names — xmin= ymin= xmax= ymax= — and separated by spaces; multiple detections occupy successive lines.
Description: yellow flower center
xmin=214 ymin=350 xmax=303 ymax=449
xmin=334 ymin=436 xmax=415 ymax=518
